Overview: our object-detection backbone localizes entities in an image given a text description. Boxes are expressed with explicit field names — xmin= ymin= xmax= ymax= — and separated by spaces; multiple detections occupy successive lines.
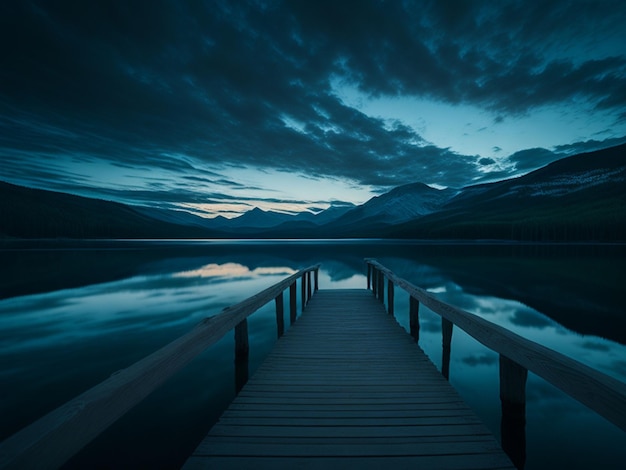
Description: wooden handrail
xmin=0 ymin=264 xmax=320 ymax=470
xmin=365 ymin=259 xmax=626 ymax=433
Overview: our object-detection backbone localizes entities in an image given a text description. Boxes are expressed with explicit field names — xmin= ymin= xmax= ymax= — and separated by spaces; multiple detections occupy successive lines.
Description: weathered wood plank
xmin=187 ymin=289 xmax=514 ymax=469
xmin=185 ymin=454 xmax=514 ymax=470
xmin=289 ymin=281 xmax=297 ymax=324
xmin=197 ymin=434 xmax=497 ymax=445
xmin=231 ymin=396 xmax=464 ymax=405
xmin=227 ymin=402 xmax=468 ymax=411
xmin=207 ymin=423 xmax=494 ymax=438
xmin=215 ymin=416 xmax=483 ymax=426
xmin=194 ymin=439 xmax=507 ymax=456
xmin=220 ymin=408 xmax=477 ymax=419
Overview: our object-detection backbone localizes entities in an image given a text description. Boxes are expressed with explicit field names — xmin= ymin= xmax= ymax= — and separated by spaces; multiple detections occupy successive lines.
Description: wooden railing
xmin=366 ymin=258 xmax=626 ymax=467
xmin=0 ymin=265 xmax=320 ymax=470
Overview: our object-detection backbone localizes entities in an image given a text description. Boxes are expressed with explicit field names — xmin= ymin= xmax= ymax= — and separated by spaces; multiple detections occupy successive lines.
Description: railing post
xmin=234 ymin=319 xmax=249 ymax=362
xmin=377 ymin=271 xmax=384 ymax=302
xmin=307 ymin=270 xmax=312 ymax=301
xmin=275 ymin=292 xmax=284 ymax=338
xmin=314 ymin=268 xmax=319 ymax=291
xmin=500 ymin=355 xmax=528 ymax=470
xmin=367 ymin=263 xmax=371 ymax=290
xmin=441 ymin=318 xmax=453 ymax=380
xmin=372 ymin=268 xmax=378 ymax=296
xmin=289 ymin=281 xmax=297 ymax=324
xmin=301 ymin=272 xmax=307 ymax=311
xmin=409 ymin=296 xmax=420 ymax=342
xmin=387 ymin=279 xmax=394 ymax=316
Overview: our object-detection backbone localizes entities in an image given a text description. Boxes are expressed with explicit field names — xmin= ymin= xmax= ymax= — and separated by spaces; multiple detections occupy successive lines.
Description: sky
xmin=1 ymin=1 xmax=625 ymax=218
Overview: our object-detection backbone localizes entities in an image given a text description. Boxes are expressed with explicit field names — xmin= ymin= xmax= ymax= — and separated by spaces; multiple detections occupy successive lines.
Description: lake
xmin=1 ymin=240 xmax=625 ymax=469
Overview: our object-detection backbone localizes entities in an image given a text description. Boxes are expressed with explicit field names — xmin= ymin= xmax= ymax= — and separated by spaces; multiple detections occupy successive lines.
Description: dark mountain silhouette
xmin=213 ymin=202 xmax=357 ymax=231
xmin=0 ymin=182 xmax=223 ymax=239
xmin=383 ymin=143 xmax=626 ymax=242
xmin=246 ymin=183 xmax=456 ymax=238
xmin=328 ymin=182 xmax=454 ymax=227
xmin=133 ymin=205 xmax=221 ymax=229
xmin=221 ymin=207 xmax=299 ymax=229
xmin=2 ymin=143 xmax=624 ymax=240
xmin=303 ymin=202 xmax=357 ymax=225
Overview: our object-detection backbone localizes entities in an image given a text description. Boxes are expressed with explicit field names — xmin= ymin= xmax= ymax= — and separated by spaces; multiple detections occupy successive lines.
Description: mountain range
xmin=1 ymin=143 xmax=625 ymax=241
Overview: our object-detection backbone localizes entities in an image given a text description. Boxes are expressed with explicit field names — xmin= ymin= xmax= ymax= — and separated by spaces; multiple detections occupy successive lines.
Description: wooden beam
xmin=409 ymin=296 xmax=420 ymax=342
xmin=377 ymin=272 xmax=384 ymax=302
xmin=372 ymin=268 xmax=378 ymax=296
xmin=499 ymin=355 xmax=527 ymax=470
xmin=234 ymin=319 xmax=249 ymax=362
xmin=442 ymin=318 xmax=453 ymax=380
xmin=387 ymin=280 xmax=394 ymax=316
xmin=275 ymin=293 xmax=284 ymax=339
xmin=365 ymin=259 xmax=626 ymax=432
xmin=314 ymin=269 xmax=319 ymax=292
xmin=500 ymin=355 xmax=527 ymax=408
xmin=301 ymin=273 xmax=307 ymax=311
xmin=289 ymin=282 xmax=297 ymax=324
xmin=0 ymin=265 xmax=320 ymax=470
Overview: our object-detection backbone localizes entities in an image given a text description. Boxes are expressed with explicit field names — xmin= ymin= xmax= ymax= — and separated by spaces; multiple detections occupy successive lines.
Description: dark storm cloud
xmin=1 ymin=0 xmax=625 ymax=200
xmin=289 ymin=0 xmax=626 ymax=113
xmin=502 ymin=135 xmax=626 ymax=176
xmin=507 ymin=147 xmax=558 ymax=172
xmin=553 ymin=136 xmax=626 ymax=156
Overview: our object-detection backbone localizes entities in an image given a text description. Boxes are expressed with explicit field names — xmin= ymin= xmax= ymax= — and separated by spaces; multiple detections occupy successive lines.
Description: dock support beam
xmin=275 ymin=293 xmax=284 ymax=338
xmin=441 ymin=318 xmax=453 ymax=380
xmin=500 ymin=355 xmax=527 ymax=470
xmin=377 ymin=272 xmax=384 ymax=302
xmin=372 ymin=268 xmax=378 ymax=296
xmin=301 ymin=273 xmax=307 ymax=311
xmin=289 ymin=282 xmax=297 ymax=324
xmin=409 ymin=296 xmax=420 ymax=342
xmin=387 ymin=280 xmax=394 ymax=316
xmin=234 ymin=319 xmax=249 ymax=361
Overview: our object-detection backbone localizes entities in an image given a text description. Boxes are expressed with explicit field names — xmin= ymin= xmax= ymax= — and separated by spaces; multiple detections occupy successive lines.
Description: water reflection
xmin=0 ymin=241 xmax=624 ymax=469
xmin=462 ymin=353 xmax=498 ymax=367
xmin=175 ymin=262 xmax=296 ymax=278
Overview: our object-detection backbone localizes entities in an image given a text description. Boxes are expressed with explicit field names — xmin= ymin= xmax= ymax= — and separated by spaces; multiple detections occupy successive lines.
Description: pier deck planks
xmin=185 ymin=289 xmax=514 ymax=469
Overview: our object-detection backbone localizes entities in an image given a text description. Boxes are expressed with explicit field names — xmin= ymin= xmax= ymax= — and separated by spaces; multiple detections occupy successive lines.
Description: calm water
xmin=0 ymin=240 xmax=625 ymax=469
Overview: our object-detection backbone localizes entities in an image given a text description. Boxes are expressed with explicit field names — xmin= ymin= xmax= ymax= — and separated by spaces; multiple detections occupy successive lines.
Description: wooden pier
xmin=1 ymin=260 xmax=624 ymax=469
xmin=185 ymin=289 xmax=514 ymax=469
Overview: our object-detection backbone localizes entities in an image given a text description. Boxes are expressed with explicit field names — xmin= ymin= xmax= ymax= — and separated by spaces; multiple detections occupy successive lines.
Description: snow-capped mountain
xmin=3 ymin=143 xmax=624 ymax=241
xmin=441 ymin=142 xmax=626 ymax=210
xmin=328 ymin=182 xmax=455 ymax=228
xmin=222 ymin=207 xmax=295 ymax=229
xmin=385 ymin=143 xmax=626 ymax=241
xmin=216 ymin=202 xmax=356 ymax=230
xmin=305 ymin=201 xmax=356 ymax=225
